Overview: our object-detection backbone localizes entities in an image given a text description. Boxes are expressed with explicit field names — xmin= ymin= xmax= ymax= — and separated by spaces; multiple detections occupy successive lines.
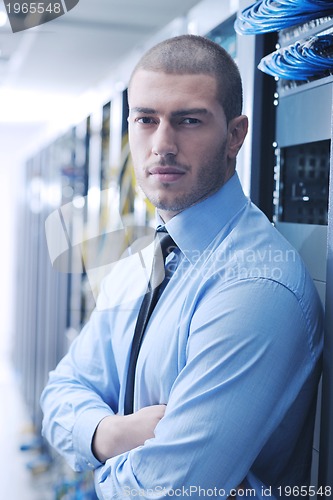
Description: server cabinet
xmin=234 ymin=1 xmax=333 ymax=493
xmin=272 ymin=34 xmax=333 ymax=499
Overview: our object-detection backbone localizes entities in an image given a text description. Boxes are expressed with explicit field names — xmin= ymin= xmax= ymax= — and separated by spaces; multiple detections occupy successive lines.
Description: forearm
xmin=92 ymin=405 xmax=166 ymax=463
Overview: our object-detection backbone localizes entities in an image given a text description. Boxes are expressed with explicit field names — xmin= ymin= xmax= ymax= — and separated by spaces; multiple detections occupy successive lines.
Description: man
xmin=41 ymin=35 xmax=323 ymax=499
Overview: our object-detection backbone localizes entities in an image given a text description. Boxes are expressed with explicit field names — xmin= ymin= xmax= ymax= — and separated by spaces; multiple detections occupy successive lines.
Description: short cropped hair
xmin=129 ymin=34 xmax=243 ymax=124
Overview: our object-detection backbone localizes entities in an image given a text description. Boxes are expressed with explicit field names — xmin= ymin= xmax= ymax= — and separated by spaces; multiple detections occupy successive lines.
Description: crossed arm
xmin=41 ymin=279 xmax=320 ymax=498
xmin=92 ymin=404 xmax=166 ymax=462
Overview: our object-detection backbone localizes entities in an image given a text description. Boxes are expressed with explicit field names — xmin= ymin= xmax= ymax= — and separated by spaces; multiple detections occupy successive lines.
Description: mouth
xmin=148 ymin=165 xmax=187 ymax=183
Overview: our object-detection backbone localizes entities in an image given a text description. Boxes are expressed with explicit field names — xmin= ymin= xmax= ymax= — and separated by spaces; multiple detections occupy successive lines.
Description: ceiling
xmin=0 ymin=0 xmax=203 ymax=161
xmin=0 ymin=0 xmax=201 ymax=96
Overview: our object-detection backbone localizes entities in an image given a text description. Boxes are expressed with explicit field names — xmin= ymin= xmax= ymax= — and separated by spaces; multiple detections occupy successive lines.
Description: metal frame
xmin=319 ymin=93 xmax=333 ymax=494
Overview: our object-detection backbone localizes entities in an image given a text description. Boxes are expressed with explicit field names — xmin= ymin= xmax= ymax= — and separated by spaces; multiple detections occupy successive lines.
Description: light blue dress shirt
xmin=41 ymin=173 xmax=323 ymax=499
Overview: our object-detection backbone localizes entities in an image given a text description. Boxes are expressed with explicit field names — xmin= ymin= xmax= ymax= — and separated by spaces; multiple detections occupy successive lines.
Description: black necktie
xmin=124 ymin=231 xmax=176 ymax=415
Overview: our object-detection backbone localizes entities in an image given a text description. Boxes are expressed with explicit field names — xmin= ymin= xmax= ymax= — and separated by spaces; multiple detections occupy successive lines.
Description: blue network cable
xmin=258 ymin=34 xmax=333 ymax=79
xmin=235 ymin=0 xmax=333 ymax=35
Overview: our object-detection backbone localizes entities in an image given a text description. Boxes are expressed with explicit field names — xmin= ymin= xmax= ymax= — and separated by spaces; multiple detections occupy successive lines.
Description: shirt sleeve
xmin=40 ymin=307 xmax=120 ymax=472
xmin=94 ymin=278 xmax=322 ymax=499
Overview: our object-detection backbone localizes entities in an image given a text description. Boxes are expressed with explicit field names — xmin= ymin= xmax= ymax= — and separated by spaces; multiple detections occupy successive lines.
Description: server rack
xmin=249 ymin=12 xmax=333 ymax=497
xmin=272 ymin=38 xmax=332 ymax=497
xmin=235 ymin=0 xmax=333 ymax=493
xmin=275 ymin=81 xmax=331 ymax=492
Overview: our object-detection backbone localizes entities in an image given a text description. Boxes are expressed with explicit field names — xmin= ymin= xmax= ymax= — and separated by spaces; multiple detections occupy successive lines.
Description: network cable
xmin=258 ymin=33 xmax=333 ymax=79
xmin=235 ymin=0 xmax=333 ymax=35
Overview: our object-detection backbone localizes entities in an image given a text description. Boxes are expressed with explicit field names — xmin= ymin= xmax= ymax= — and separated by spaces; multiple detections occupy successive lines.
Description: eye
xmin=135 ymin=116 xmax=156 ymax=125
xmin=181 ymin=118 xmax=201 ymax=125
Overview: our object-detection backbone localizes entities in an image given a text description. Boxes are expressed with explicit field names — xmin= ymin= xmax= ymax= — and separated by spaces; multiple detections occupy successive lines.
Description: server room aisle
xmin=0 ymin=347 xmax=53 ymax=500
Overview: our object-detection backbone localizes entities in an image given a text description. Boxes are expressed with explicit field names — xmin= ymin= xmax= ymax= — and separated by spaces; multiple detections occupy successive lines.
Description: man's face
xmin=128 ymin=70 xmax=238 ymax=221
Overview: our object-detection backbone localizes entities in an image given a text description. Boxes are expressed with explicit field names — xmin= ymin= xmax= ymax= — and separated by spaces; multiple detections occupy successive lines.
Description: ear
xmin=227 ymin=115 xmax=248 ymax=160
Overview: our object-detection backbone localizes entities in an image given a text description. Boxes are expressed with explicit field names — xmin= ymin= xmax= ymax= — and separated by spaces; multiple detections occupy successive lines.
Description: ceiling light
xmin=0 ymin=12 xmax=7 ymax=27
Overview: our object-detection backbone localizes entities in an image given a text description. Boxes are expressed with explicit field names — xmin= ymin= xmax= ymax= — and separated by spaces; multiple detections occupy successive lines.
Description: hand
xmin=92 ymin=404 xmax=166 ymax=463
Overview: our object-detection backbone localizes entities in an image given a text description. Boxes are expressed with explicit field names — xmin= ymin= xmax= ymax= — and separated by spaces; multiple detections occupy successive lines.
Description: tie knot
xmin=156 ymin=231 xmax=177 ymax=262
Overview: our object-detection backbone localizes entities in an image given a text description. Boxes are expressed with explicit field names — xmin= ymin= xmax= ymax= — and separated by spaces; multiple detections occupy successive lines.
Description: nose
xmin=152 ymin=122 xmax=178 ymax=157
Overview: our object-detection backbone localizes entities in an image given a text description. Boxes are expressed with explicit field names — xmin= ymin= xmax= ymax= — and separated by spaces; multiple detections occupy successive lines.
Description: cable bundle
xmin=258 ymin=33 xmax=333 ymax=79
xmin=235 ymin=0 xmax=333 ymax=35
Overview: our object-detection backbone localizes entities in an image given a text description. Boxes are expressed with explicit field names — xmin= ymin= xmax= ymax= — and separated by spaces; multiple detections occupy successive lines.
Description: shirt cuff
xmin=72 ymin=407 xmax=114 ymax=470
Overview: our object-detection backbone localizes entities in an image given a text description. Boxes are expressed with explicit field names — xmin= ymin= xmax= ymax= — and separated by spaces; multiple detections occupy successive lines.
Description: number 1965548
xmin=5 ymin=3 xmax=63 ymax=15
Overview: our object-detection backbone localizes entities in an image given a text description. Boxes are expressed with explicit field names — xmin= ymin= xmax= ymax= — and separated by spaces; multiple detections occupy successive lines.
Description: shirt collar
xmin=156 ymin=172 xmax=248 ymax=265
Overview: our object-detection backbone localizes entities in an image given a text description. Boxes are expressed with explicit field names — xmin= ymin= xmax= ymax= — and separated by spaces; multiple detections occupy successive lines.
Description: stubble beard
xmin=138 ymin=140 xmax=229 ymax=214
